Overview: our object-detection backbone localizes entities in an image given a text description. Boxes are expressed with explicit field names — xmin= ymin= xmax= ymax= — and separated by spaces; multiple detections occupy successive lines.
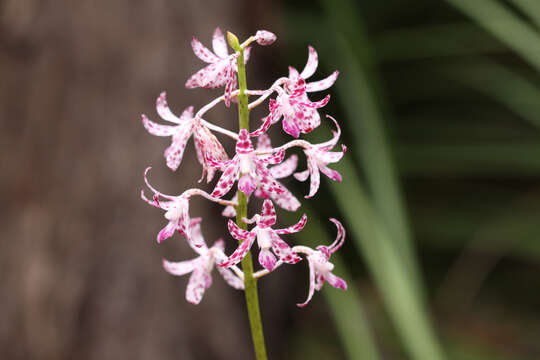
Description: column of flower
xmin=140 ymin=28 xmax=347 ymax=360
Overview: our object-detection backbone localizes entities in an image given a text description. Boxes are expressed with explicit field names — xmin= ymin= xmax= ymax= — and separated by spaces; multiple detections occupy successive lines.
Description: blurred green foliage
xmin=281 ymin=0 xmax=540 ymax=358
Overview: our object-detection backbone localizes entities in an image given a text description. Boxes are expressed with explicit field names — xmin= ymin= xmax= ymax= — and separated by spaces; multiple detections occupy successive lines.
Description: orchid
xmin=185 ymin=27 xmax=251 ymax=106
xmin=140 ymin=28 xmax=348 ymax=359
xmin=294 ymin=218 xmax=347 ymax=307
xmin=221 ymin=133 xmax=300 ymax=217
xmin=142 ymin=92 xmax=228 ymax=182
xmin=222 ymin=199 xmax=305 ymax=271
xmin=268 ymin=46 xmax=339 ymax=138
xmin=163 ymin=218 xmax=244 ymax=304
xmin=208 ymin=129 xmax=286 ymax=198
xmin=294 ymin=116 xmax=347 ymax=198
xmin=141 ymin=167 xmax=236 ymax=246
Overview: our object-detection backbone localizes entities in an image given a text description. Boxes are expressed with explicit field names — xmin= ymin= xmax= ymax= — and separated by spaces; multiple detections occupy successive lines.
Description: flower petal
xmin=191 ymin=36 xmax=220 ymax=63
xmin=216 ymin=265 xmax=244 ymax=289
xmin=328 ymin=218 xmax=346 ymax=253
xmin=185 ymin=60 xmax=232 ymax=89
xmin=269 ymin=231 xmax=302 ymax=264
xmin=187 ymin=217 xmax=208 ymax=254
xmin=220 ymin=229 xmax=256 ymax=267
xmin=300 ymin=46 xmax=318 ymax=79
xmin=156 ymin=92 xmax=184 ymax=123
xmin=164 ymin=122 xmax=196 ymax=171
xmin=324 ymin=272 xmax=347 ymax=290
xmin=238 ymin=174 xmax=257 ymax=197
xmin=306 ymin=70 xmax=339 ymax=92
xmin=210 ymin=158 xmax=240 ymax=198
xmin=227 ymin=219 xmax=253 ymax=241
xmin=157 ymin=221 xmax=176 ymax=243
xmin=270 ymin=154 xmax=298 ymax=179
xmin=256 ymin=160 xmax=286 ymax=197
xmin=259 ymin=149 xmax=285 ymax=165
xmin=212 ymin=27 xmax=228 ymax=58
xmin=270 ymin=182 xmax=301 ymax=212
xmin=141 ymin=114 xmax=177 ymax=137
xmin=282 ymin=114 xmax=301 ymax=138
xmin=250 ymin=115 xmax=273 ymax=136
xmin=186 ymin=268 xmax=211 ymax=304
xmin=305 ymin=156 xmax=320 ymax=199
xmin=274 ymin=214 xmax=307 ymax=234
xmin=298 ymin=94 xmax=330 ymax=109
xmin=194 ymin=124 xmax=229 ymax=182
xmin=162 ymin=258 xmax=196 ymax=276
xmin=258 ymin=248 xmax=277 ymax=271
xmin=256 ymin=133 xmax=272 ymax=151
xmin=297 ymin=259 xmax=316 ymax=308
xmin=293 ymin=169 xmax=309 ymax=182
xmin=320 ymin=165 xmax=342 ymax=182
xmin=259 ymin=199 xmax=277 ymax=227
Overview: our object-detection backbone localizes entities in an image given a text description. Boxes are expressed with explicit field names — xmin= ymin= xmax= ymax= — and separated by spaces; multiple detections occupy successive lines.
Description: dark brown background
xmin=0 ymin=1 xmax=321 ymax=359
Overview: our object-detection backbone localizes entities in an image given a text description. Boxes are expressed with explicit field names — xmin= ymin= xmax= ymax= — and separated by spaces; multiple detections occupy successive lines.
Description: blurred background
xmin=2 ymin=0 xmax=540 ymax=359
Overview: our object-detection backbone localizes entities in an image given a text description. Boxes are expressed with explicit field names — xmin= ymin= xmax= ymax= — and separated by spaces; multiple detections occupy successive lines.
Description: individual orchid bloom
xmin=141 ymin=167 xmax=236 ymax=245
xmin=208 ymin=129 xmax=286 ymax=199
xmin=221 ymin=133 xmax=300 ymax=217
xmin=163 ymin=218 xmax=244 ymax=304
xmin=221 ymin=199 xmax=305 ymax=271
xmin=295 ymin=218 xmax=347 ymax=307
xmin=141 ymin=92 xmax=228 ymax=182
xmin=294 ymin=116 xmax=346 ymax=198
xmin=185 ymin=27 xmax=251 ymax=106
xmin=268 ymin=46 xmax=338 ymax=138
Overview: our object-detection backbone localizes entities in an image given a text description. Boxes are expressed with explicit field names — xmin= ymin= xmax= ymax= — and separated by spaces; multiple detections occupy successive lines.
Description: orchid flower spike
xmin=208 ymin=129 xmax=286 ymax=199
xmin=222 ymin=133 xmax=300 ymax=217
xmin=185 ymin=27 xmax=251 ymax=106
xmin=296 ymin=218 xmax=347 ymax=307
xmin=294 ymin=115 xmax=347 ymax=198
xmin=142 ymin=92 xmax=228 ymax=182
xmin=163 ymin=218 xmax=244 ymax=304
xmin=268 ymin=46 xmax=338 ymax=138
xmin=222 ymin=199 xmax=306 ymax=272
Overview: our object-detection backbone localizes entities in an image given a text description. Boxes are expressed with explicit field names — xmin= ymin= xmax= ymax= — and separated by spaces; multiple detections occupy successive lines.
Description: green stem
xmin=235 ymin=45 xmax=268 ymax=360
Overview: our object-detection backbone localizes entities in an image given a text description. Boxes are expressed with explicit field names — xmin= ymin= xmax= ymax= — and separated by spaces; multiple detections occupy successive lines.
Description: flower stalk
xmin=232 ymin=33 xmax=269 ymax=360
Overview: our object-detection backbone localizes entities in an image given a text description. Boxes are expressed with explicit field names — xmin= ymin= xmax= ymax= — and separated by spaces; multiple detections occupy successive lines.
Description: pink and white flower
xmin=294 ymin=116 xmax=346 ymax=198
xmin=296 ymin=218 xmax=347 ymax=307
xmin=208 ymin=129 xmax=286 ymax=198
xmin=142 ymin=92 xmax=228 ymax=182
xmin=185 ymin=27 xmax=250 ymax=106
xmin=268 ymin=46 xmax=338 ymax=138
xmin=163 ymin=218 xmax=244 ymax=304
xmin=141 ymin=167 xmax=236 ymax=246
xmin=221 ymin=134 xmax=300 ymax=217
xmin=222 ymin=199 xmax=305 ymax=271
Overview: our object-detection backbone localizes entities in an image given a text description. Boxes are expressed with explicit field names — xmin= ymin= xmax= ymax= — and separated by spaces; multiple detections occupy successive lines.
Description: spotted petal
xmin=274 ymin=214 xmax=307 ymax=234
xmin=191 ymin=36 xmax=220 ymax=63
xmin=306 ymin=71 xmax=339 ymax=92
xmin=297 ymin=259 xmax=316 ymax=308
xmin=210 ymin=158 xmax=240 ymax=198
xmin=300 ymin=46 xmax=318 ymax=79
xmin=186 ymin=268 xmax=212 ymax=305
xmin=270 ymin=154 xmax=298 ymax=179
xmin=141 ymin=114 xmax=177 ymax=136
xmin=259 ymin=199 xmax=277 ymax=228
xmin=270 ymin=231 xmax=302 ymax=264
xmin=162 ymin=258 xmax=196 ymax=276
xmin=212 ymin=27 xmax=228 ymax=58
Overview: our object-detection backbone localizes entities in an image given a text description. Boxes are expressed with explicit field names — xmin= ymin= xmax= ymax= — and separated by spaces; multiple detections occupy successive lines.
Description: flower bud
xmin=255 ymin=30 xmax=277 ymax=46
xmin=227 ymin=31 xmax=241 ymax=51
